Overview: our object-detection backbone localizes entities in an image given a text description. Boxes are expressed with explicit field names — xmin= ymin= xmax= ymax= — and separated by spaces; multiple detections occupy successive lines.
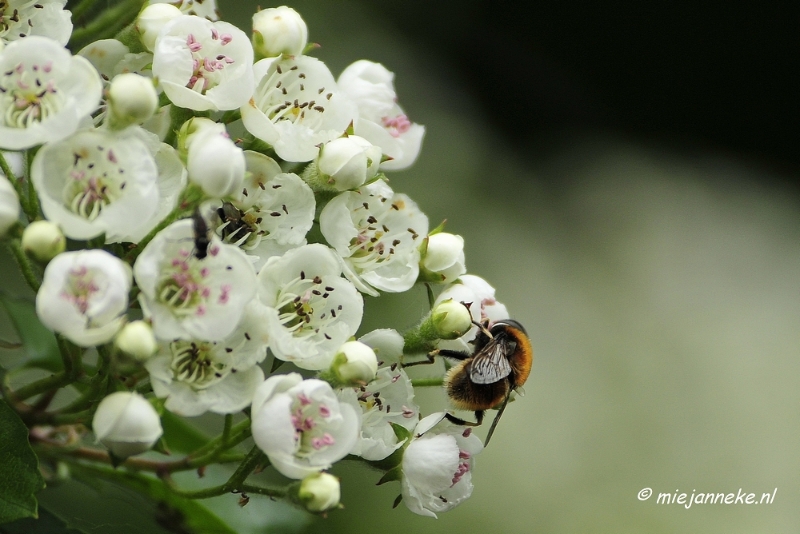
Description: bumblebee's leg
xmin=401 ymin=348 xmax=471 ymax=368
xmin=483 ymin=390 xmax=513 ymax=446
xmin=444 ymin=410 xmax=484 ymax=427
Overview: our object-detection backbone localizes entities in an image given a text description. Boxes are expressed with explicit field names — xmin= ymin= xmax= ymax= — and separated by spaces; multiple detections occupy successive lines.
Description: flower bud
xmin=137 ymin=3 xmax=182 ymax=51
xmin=331 ymin=340 xmax=378 ymax=385
xmin=107 ymin=73 xmax=158 ymax=130
xmin=316 ymin=136 xmax=382 ymax=191
xmin=420 ymin=232 xmax=465 ymax=283
xmin=252 ymin=6 xmax=308 ymax=58
xmin=0 ymin=175 xmax=20 ymax=237
xmin=431 ymin=298 xmax=472 ymax=340
xmin=115 ymin=321 xmax=158 ymax=362
xmin=186 ymin=124 xmax=245 ymax=198
xmin=297 ymin=472 xmax=340 ymax=513
xmin=92 ymin=391 xmax=163 ymax=459
xmin=21 ymin=220 xmax=66 ymax=262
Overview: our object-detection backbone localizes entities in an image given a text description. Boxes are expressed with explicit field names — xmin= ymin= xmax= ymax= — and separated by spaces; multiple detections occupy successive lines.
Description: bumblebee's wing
xmin=468 ymin=337 xmax=513 ymax=384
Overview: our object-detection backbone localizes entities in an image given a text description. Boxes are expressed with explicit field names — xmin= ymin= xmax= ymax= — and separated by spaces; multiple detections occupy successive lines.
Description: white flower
xmin=339 ymin=365 xmax=419 ymax=462
xmin=36 ymin=249 xmax=131 ymax=347
xmin=186 ymin=122 xmax=244 ymax=198
xmin=250 ymin=373 xmax=360 ymax=479
xmin=78 ymin=39 xmax=153 ymax=79
xmin=152 ymin=15 xmax=253 ymax=111
xmin=338 ymin=60 xmax=425 ymax=171
xmin=434 ymin=274 xmax=510 ymax=354
xmin=257 ymin=244 xmax=363 ymax=370
xmin=145 ymin=300 xmax=269 ymax=416
xmin=0 ymin=36 xmax=102 ymax=150
xmin=319 ymin=179 xmax=428 ymax=296
xmin=359 ymin=328 xmax=405 ymax=365
xmin=149 ymin=0 xmax=219 ymax=21
xmin=315 ymin=135 xmax=382 ymax=191
xmin=137 ymin=3 xmax=182 ymax=51
xmin=114 ymin=320 xmax=158 ymax=362
xmin=0 ymin=174 xmax=19 ymax=237
xmin=31 ymin=127 xmax=160 ymax=242
xmin=92 ymin=391 xmax=163 ymax=459
xmin=204 ymin=151 xmax=314 ymax=270
xmin=297 ymin=472 xmax=340 ymax=513
xmin=0 ymin=0 xmax=72 ymax=46
xmin=330 ymin=340 xmax=378 ymax=385
xmin=21 ymin=220 xmax=65 ymax=262
xmin=241 ymin=55 xmax=356 ymax=162
xmin=421 ymin=232 xmax=466 ymax=284
xmin=107 ymin=73 xmax=159 ymax=129
xmin=133 ymin=218 xmax=257 ymax=341
xmin=401 ymin=413 xmax=483 ymax=518
xmin=252 ymin=6 xmax=308 ymax=58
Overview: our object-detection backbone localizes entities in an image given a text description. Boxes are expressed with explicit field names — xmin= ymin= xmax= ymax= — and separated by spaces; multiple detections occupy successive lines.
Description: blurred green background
xmin=3 ymin=1 xmax=799 ymax=533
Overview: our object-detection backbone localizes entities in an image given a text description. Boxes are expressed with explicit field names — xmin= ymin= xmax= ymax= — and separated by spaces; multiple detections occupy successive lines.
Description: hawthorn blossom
xmin=241 ymin=55 xmax=356 ymax=162
xmin=338 ymin=60 xmax=425 ymax=171
xmin=0 ymin=36 xmax=102 ymax=150
xmin=257 ymin=244 xmax=363 ymax=370
xmin=314 ymin=135 xmax=382 ymax=191
xmin=401 ymin=413 xmax=484 ymax=517
xmin=339 ymin=365 xmax=419 ymax=462
xmin=145 ymin=301 xmax=270 ymax=416
xmin=36 ymin=249 xmax=131 ymax=347
xmin=31 ymin=127 xmax=160 ymax=242
xmin=133 ymin=219 xmax=257 ymax=341
xmin=152 ymin=15 xmax=253 ymax=111
xmin=203 ymin=151 xmax=314 ymax=270
xmin=250 ymin=373 xmax=360 ymax=479
xmin=420 ymin=232 xmax=466 ymax=284
xmin=319 ymin=179 xmax=429 ymax=296
xmin=0 ymin=0 xmax=72 ymax=46
xmin=185 ymin=121 xmax=244 ymax=198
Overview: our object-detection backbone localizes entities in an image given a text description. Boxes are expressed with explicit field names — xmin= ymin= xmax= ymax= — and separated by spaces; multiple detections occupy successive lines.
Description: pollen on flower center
xmin=169 ymin=341 xmax=230 ymax=389
xmin=61 ymin=265 xmax=102 ymax=316
xmin=0 ymin=59 xmax=62 ymax=128
xmin=381 ymin=114 xmax=412 ymax=138
xmin=156 ymin=249 xmax=217 ymax=317
xmin=291 ymin=395 xmax=336 ymax=456
xmin=347 ymin=198 xmax=416 ymax=267
xmin=61 ymin=145 xmax=127 ymax=221
xmin=275 ymin=271 xmax=340 ymax=339
xmin=185 ymin=30 xmax=236 ymax=94
xmin=255 ymin=62 xmax=333 ymax=128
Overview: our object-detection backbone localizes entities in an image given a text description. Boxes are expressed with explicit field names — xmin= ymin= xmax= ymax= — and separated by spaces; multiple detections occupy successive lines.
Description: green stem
xmin=239 ymin=483 xmax=286 ymax=499
xmin=7 ymin=240 xmax=41 ymax=292
xmin=172 ymin=445 xmax=266 ymax=499
xmin=25 ymin=149 xmax=39 ymax=220
xmin=187 ymin=419 xmax=251 ymax=463
xmin=411 ymin=377 xmax=444 ymax=387
xmin=10 ymin=372 xmax=71 ymax=402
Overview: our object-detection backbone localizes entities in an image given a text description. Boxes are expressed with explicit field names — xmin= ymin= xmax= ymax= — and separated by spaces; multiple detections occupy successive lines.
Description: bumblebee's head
xmin=490 ymin=319 xmax=527 ymax=337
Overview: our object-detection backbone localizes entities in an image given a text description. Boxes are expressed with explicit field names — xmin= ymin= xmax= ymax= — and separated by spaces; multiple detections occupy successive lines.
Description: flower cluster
xmin=0 ymin=0 xmax=526 ymax=525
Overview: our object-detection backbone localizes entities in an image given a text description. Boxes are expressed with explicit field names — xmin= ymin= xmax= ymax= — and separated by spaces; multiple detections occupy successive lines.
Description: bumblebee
xmin=438 ymin=319 xmax=532 ymax=445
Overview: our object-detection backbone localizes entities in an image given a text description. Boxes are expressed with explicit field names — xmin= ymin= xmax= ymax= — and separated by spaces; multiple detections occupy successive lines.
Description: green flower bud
xmin=331 ymin=340 xmax=378 ymax=385
xmin=431 ymin=298 xmax=472 ymax=340
xmin=115 ymin=321 xmax=157 ymax=362
xmin=298 ymin=472 xmax=340 ymax=513
xmin=21 ymin=220 xmax=65 ymax=262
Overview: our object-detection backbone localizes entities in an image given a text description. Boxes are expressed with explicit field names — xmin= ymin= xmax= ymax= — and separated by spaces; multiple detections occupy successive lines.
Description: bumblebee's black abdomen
xmin=445 ymin=362 xmax=509 ymax=411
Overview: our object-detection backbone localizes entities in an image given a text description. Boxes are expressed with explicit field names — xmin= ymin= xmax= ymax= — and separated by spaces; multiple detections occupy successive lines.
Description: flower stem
xmin=411 ymin=377 xmax=444 ymax=388
xmin=6 ymin=240 xmax=41 ymax=292
xmin=10 ymin=372 xmax=72 ymax=402
xmin=171 ymin=445 xmax=267 ymax=499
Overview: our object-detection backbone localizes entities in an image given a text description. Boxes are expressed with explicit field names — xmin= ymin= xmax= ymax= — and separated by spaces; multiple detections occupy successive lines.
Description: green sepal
xmin=366 ymin=423 xmax=411 ymax=471
xmin=376 ymin=465 xmax=402 ymax=486
xmin=392 ymin=493 xmax=403 ymax=509
xmin=302 ymin=42 xmax=321 ymax=55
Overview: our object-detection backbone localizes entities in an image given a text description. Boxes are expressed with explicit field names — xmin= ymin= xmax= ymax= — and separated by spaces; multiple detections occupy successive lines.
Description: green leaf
xmin=69 ymin=465 xmax=236 ymax=534
xmin=0 ymin=399 xmax=46 ymax=524
xmin=0 ymin=506 xmax=85 ymax=534
xmin=0 ymin=294 xmax=61 ymax=373
xmin=160 ymin=411 xmax=210 ymax=455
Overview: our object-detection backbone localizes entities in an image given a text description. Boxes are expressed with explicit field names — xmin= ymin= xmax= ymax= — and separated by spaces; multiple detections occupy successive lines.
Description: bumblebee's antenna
xmin=483 ymin=389 xmax=512 ymax=446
